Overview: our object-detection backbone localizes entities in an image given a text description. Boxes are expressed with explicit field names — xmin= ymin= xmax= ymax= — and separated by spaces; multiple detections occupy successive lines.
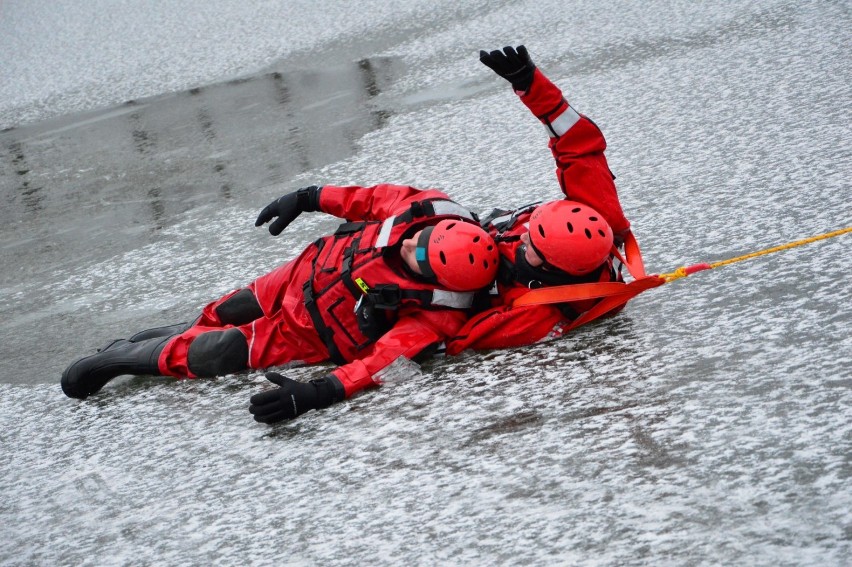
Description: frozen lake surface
xmin=1 ymin=0 xmax=850 ymax=564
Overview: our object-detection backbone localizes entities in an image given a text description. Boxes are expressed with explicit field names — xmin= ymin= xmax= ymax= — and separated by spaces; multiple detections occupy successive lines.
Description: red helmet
xmin=416 ymin=220 xmax=499 ymax=290
xmin=528 ymin=200 xmax=614 ymax=275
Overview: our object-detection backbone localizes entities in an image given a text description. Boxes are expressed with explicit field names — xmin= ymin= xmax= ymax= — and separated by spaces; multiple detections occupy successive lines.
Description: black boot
xmin=61 ymin=335 xmax=173 ymax=399
xmin=128 ymin=322 xmax=192 ymax=342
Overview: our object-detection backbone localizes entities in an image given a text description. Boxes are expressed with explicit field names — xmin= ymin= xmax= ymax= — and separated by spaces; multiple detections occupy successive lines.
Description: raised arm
xmin=480 ymin=46 xmax=631 ymax=239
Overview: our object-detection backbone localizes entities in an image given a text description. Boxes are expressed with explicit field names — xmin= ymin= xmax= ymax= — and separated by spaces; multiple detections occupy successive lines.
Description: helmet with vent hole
xmin=527 ymin=200 xmax=614 ymax=275
xmin=415 ymin=220 xmax=499 ymax=290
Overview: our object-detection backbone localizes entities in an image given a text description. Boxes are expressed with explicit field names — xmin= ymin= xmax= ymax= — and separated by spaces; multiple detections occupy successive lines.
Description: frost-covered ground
xmin=1 ymin=0 xmax=850 ymax=565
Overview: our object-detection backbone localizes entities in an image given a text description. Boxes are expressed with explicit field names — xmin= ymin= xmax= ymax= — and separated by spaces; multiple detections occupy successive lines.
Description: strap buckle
xmin=367 ymin=284 xmax=402 ymax=310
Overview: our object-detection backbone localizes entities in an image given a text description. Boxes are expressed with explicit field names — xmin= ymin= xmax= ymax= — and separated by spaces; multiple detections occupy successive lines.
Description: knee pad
xmin=215 ymin=288 xmax=264 ymax=326
xmin=187 ymin=328 xmax=248 ymax=377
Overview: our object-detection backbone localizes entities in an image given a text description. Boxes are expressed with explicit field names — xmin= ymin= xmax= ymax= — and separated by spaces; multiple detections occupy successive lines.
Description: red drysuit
xmin=158 ymin=185 xmax=481 ymax=397
xmin=447 ymin=68 xmax=633 ymax=354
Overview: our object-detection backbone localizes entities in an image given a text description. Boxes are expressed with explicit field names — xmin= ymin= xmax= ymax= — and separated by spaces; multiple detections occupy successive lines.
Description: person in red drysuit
xmin=446 ymin=45 xmax=636 ymax=354
xmin=61 ymin=184 xmax=499 ymax=423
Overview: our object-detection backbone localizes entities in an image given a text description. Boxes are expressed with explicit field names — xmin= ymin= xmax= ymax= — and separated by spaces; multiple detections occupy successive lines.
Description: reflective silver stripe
xmin=431 ymin=200 xmax=476 ymax=220
xmin=487 ymin=280 xmax=499 ymax=296
xmin=547 ymin=106 xmax=581 ymax=137
xmin=489 ymin=212 xmax=514 ymax=226
xmin=431 ymin=290 xmax=474 ymax=309
xmin=376 ymin=201 xmax=474 ymax=248
xmin=375 ymin=216 xmax=396 ymax=248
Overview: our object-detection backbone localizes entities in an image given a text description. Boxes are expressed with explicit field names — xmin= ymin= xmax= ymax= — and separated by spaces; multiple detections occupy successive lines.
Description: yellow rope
xmin=660 ymin=226 xmax=852 ymax=282
xmin=660 ymin=267 xmax=689 ymax=282
xmin=709 ymin=227 xmax=852 ymax=268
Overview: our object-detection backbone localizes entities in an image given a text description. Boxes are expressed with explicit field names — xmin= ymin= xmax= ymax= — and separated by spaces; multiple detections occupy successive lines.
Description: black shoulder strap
xmin=484 ymin=201 xmax=541 ymax=234
xmin=393 ymin=198 xmax=479 ymax=226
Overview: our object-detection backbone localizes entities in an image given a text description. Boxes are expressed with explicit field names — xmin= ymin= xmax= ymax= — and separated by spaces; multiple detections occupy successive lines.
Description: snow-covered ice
xmin=1 ymin=0 xmax=850 ymax=564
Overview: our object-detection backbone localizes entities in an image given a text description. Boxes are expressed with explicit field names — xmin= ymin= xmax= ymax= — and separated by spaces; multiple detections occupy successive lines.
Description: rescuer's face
xmin=400 ymin=230 xmax=424 ymax=274
xmin=519 ymin=231 xmax=544 ymax=267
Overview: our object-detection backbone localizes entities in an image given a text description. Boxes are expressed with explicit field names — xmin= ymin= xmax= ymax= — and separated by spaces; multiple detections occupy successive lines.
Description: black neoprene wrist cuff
xmin=297 ymin=186 xmax=323 ymax=212
xmin=311 ymin=374 xmax=345 ymax=408
xmin=507 ymin=64 xmax=536 ymax=93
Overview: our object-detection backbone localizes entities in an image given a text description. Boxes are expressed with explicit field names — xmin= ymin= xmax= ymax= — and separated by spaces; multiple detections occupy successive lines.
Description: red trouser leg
xmin=193 ymin=288 xmax=244 ymax=327
xmin=157 ymin=325 xmax=231 ymax=377
xmin=157 ymin=309 xmax=331 ymax=378
xmin=155 ymin=289 xmax=251 ymax=378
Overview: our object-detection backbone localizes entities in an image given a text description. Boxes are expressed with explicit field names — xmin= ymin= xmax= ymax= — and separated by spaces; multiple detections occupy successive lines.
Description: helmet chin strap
xmin=414 ymin=226 xmax=437 ymax=279
xmin=514 ymin=246 xmax=585 ymax=289
xmin=610 ymin=244 xmax=627 ymax=266
xmin=525 ymin=237 xmax=562 ymax=272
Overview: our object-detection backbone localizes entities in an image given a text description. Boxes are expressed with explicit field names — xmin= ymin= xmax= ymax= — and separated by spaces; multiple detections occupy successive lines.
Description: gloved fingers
xmin=479 ymin=50 xmax=502 ymax=71
xmin=249 ymin=389 xmax=281 ymax=406
xmin=249 ymin=373 xmax=303 ymax=423
xmin=255 ymin=204 xmax=275 ymax=227
xmin=249 ymin=399 xmax=285 ymax=417
xmin=489 ymin=49 xmax=508 ymax=65
xmin=504 ymin=46 xmax=529 ymax=70
xmin=267 ymin=216 xmax=289 ymax=236
xmin=248 ymin=401 xmax=268 ymax=416
xmin=264 ymin=372 xmax=288 ymax=387
xmin=252 ymin=408 xmax=291 ymax=424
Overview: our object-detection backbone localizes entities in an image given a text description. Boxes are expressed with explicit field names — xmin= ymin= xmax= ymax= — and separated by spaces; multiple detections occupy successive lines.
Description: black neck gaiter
xmin=508 ymin=245 xmax=604 ymax=288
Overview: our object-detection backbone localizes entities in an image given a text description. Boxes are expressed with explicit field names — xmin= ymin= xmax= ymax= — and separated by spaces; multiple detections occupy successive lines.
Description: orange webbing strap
xmin=511 ymin=281 xmax=644 ymax=305
xmin=620 ymin=230 xmax=647 ymax=277
xmin=555 ymin=275 xmax=666 ymax=333
xmin=512 ymin=230 xmax=651 ymax=308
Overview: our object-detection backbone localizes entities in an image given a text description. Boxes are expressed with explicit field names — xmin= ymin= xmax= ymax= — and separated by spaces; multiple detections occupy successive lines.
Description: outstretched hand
xmin=249 ymin=372 xmax=342 ymax=424
xmin=479 ymin=45 xmax=536 ymax=93
xmin=249 ymin=372 xmax=318 ymax=423
xmin=254 ymin=185 xmax=321 ymax=236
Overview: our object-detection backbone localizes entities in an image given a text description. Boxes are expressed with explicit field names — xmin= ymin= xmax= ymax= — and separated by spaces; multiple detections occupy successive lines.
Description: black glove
xmin=254 ymin=185 xmax=322 ymax=236
xmin=479 ymin=45 xmax=537 ymax=93
xmin=249 ymin=372 xmax=344 ymax=424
